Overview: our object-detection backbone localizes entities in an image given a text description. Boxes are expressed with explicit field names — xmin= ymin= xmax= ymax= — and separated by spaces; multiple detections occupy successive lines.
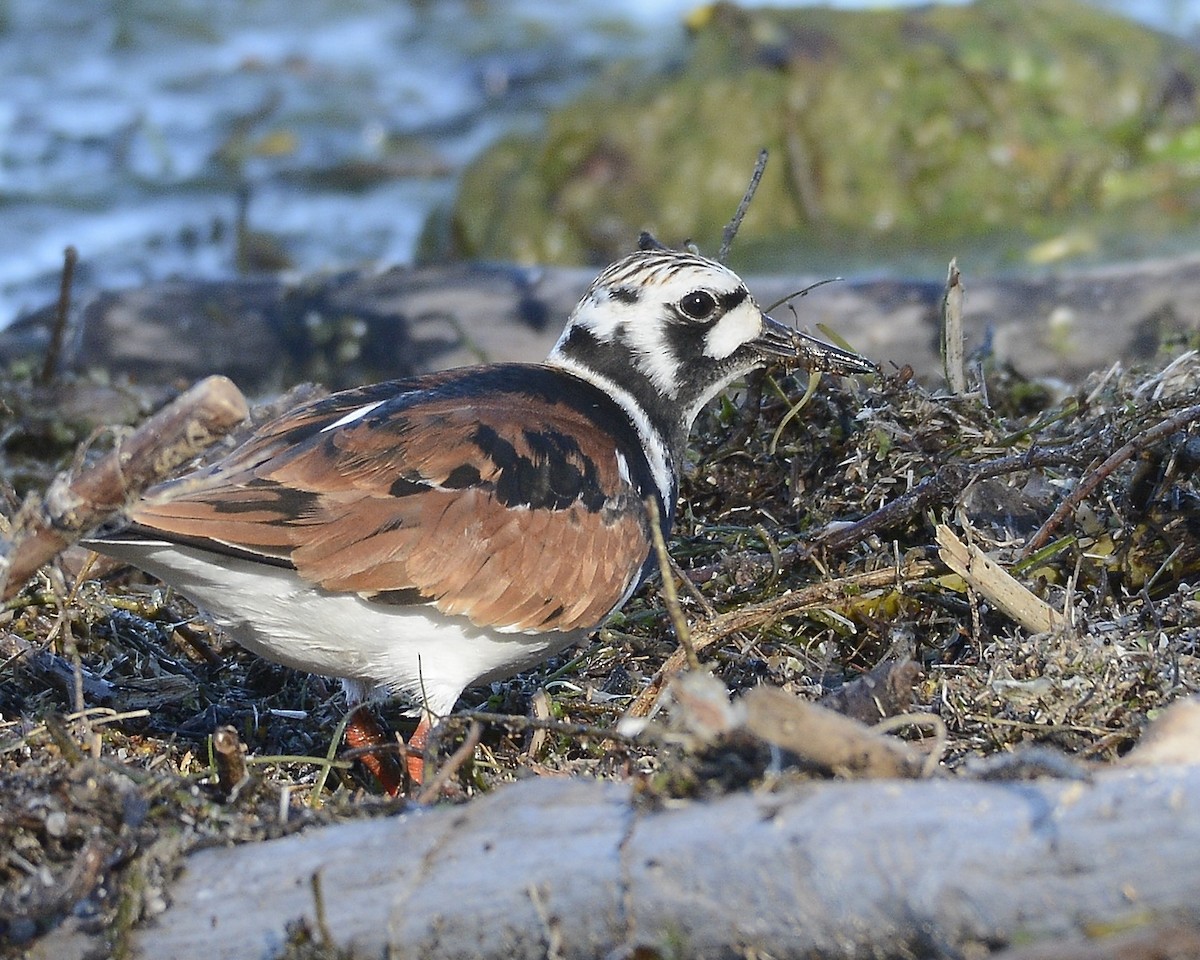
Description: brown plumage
xmin=130 ymin=371 xmax=654 ymax=633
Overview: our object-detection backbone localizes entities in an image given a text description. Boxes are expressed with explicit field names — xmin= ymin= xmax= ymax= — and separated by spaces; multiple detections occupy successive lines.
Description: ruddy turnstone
xmin=87 ymin=243 xmax=873 ymax=791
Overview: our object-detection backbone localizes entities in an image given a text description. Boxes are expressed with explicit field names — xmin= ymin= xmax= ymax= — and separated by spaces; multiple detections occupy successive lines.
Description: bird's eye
xmin=678 ymin=290 xmax=718 ymax=321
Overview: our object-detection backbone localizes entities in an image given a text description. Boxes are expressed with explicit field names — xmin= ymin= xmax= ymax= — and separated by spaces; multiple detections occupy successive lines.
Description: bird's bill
xmin=754 ymin=314 xmax=875 ymax=376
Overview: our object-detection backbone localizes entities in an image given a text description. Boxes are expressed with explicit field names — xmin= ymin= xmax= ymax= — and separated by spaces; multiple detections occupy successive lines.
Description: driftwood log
xmin=29 ymin=764 xmax=1200 ymax=960
xmin=5 ymin=253 xmax=1200 ymax=394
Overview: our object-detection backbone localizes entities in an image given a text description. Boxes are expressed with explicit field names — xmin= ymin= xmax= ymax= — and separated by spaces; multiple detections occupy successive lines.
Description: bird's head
xmin=549 ymin=247 xmax=872 ymax=450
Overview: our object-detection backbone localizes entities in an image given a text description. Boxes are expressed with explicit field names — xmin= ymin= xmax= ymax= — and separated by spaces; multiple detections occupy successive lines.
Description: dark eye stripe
xmin=719 ymin=287 xmax=748 ymax=313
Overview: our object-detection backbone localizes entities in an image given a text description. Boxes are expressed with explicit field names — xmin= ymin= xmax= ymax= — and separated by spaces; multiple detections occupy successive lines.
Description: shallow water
xmin=0 ymin=0 xmax=701 ymax=323
xmin=0 ymin=0 xmax=1192 ymax=326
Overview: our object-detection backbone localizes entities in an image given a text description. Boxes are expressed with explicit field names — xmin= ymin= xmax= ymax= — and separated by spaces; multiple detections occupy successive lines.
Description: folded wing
xmin=127 ymin=372 xmax=654 ymax=633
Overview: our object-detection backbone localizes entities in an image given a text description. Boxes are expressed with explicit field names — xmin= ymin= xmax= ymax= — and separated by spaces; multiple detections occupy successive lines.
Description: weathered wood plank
xmin=94 ymin=767 xmax=1200 ymax=960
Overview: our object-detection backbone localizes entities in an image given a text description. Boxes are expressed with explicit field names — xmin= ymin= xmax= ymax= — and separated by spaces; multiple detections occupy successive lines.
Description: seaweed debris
xmin=2 ymin=335 xmax=1200 ymax=953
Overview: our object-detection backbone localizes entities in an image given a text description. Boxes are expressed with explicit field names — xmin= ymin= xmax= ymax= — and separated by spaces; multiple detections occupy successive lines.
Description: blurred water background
xmin=0 ymin=0 xmax=1195 ymax=325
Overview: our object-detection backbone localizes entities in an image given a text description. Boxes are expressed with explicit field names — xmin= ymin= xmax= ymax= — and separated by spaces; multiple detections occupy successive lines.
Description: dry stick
xmin=416 ymin=720 xmax=483 ymax=805
xmin=213 ymin=725 xmax=250 ymax=800
xmin=1023 ymin=400 xmax=1200 ymax=557
xmin=718 ymin=148 xmax=769 ymax=263
xmin=939 ymin=258 xmax=967 ymax=395
xmin=740 ymin=686 xmax=927 ymax=779
xmin=624 ymin=559 xmax=936 ymax=719
xmin=38 ymin=245 xmax=78 ymax=386
xmin=937 ymin=524 xmax=1062 ymax=634
xmin=818 ymin=445 xmax=1095 ymax=556
xmin=645 ymin=496 xmax=699 ymax=670
xmin=0 ymin=375 xmax=249 ymax=601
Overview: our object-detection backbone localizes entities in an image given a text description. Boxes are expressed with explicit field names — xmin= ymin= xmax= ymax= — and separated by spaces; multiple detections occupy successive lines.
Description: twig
xmin=38 ymin=245 xmax=77 ymax=386
xmin=527 ymin=884 xmax=566 ymax=960
xmin=171 ymin=622 xmax=223 ymax=668
xmin=0 ymin=375 xmax=249 ymax=600
xmin=762 ymin=276 xmax=843 ymax=314
xmin=308 ymin=705 xmax=360 ymax=807
xmin=416 ymin=720 xmax=483 ymax=804
xmin=741 ymin=687 xmax=927 ymax=779
xmin=43 ymin=713 xmax=85 ymax=764
xmin=871 ymin=712 xmax=949 ymax=778
xmin=718 ymin=148 xmax=768 ymax=263
xmin=645 ymin=496 xmax=698 ymax=670
xmin=940 ymin=258 xmax=967 ymax=395
xmin=685 ymin=443 xmax=1092 ymax=588
xmin=309 ymin=870 xmax=335 ymax=948
xmin=212 ymin=725 xmax=250 ymax=801
xmin=1023 ymin=401 xmax=1200 ymax=556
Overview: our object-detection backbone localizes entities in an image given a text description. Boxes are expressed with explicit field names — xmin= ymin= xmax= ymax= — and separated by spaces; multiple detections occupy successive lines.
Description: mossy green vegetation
xmin=436 ymin=0 xmax=1200 ymax=272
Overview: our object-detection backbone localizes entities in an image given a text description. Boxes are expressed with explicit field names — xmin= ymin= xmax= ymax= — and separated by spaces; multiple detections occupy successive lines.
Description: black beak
xmin=754 ymin=314 xmax=875 ymax=376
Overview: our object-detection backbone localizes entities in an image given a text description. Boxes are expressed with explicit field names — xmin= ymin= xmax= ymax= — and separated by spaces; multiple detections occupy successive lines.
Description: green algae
xmin=436 ymin=0 xmax=1200 ymax=271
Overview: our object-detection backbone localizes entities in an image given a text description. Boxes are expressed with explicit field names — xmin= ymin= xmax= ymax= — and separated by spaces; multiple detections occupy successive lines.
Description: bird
xmin=86 ymin=242 xmax=874 ymax=792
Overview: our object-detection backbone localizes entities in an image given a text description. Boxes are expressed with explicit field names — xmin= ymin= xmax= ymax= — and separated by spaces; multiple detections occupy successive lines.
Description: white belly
xmin=88 ymin=540 xmax=586 ymax=717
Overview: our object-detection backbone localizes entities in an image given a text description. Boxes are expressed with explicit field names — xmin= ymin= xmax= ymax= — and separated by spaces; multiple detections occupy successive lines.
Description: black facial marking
xmin=665 ymin=321 xmax=709 ymax=370
xmin=556 ymin=325 xmax=684 ymax=457
xmin=719 ymin=287 xmax=748 ymax=313
xmin=609 ymin=286 xmax=640 ymax=305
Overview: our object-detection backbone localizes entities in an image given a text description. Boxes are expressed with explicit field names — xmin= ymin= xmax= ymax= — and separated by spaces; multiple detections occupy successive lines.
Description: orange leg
xmin=406 ymin=715 xmax=432 ymax=786
xmin=343 ymin=706 xmax=408 ymax=796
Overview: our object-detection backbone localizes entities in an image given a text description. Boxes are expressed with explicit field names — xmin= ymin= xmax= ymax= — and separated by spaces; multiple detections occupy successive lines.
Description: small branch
xmin=417 ymin=721 xmax=483 ymax=805
xmin=741 ymin=686 xmax=927 ymax=779
xmin=686 ymin=442 xmax=1094 ymax=588
xmin=0 ymin=375 xmax=250 ymax=600
xmin=940 ymin=258 xmax=967 ymax=395
xmin=718 ymin=148 xmax=768 ymax=263
xmin=213 ymin=725 xmax=250 ymax=801
xmin=645 ymin=496 xmax=698 ymax=670
xmin=1023 ymin=401 xmax=1200 ymax=556
xmin=38 ymin=245 xmax=78 ymax=387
